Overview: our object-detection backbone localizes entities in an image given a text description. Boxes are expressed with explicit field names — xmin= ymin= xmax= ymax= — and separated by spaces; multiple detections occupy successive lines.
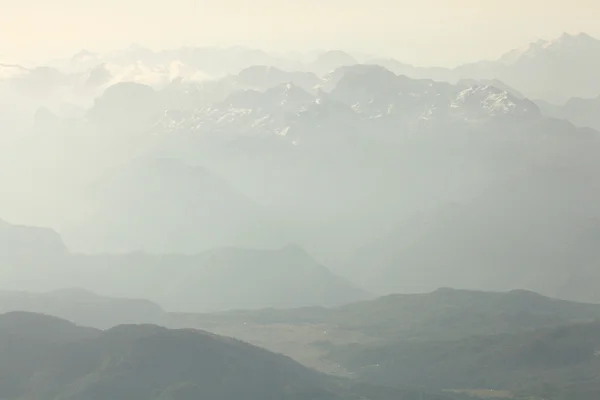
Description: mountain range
xmin=4 ymin=57 xmax=600 ymax=303
xmin=0 ymin=311 xmax=453 ymax=400
xmin=0 ymin=218 xmax=366 ymax=312
xmin=3 ymin=33 xmax=600 ymax=305
xmin=4 ymin=32 xmax=600 ymax=106
xmin=371 ymin=32 xmax=600 ymax=103
xmin=2 ymin=288 xmax=600 ymax=399
xmin=3 ymin=31 xmax=600 ymax=136
xmin=4 ymin=29 xmax=600 ymax=400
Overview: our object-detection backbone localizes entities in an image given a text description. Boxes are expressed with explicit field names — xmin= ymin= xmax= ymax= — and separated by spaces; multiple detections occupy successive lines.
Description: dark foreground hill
xmin=0 ymin=312 xmax=451 ymax=400
xmin=332 ymin=321 xmax=600 ymax=400
xmin=2 ymin=290 xmax=600 ymax=400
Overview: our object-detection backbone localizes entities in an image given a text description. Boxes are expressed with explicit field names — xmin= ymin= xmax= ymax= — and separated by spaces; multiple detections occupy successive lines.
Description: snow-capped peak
xmin=452 ymin=85 xmax=538 ymax=117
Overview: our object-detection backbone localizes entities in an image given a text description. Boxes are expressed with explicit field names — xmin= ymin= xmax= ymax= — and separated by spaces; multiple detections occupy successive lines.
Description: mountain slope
xmin=0 ymin=218 xmax=70 ymax=291
xmin=70 ymin=245 xmax=367 ymax=312
xmin=0 ymin=312 xmax=99 ymax=398
xmin=236 ymin=65 xmax=320 ymax=92
xmin=455 ymin=32 xmax=600 ymax=102
xmin=62 ymin=156 xmax=287 ymax=254
xmin=373 ymin=33 xmax=600 ymax=103
xmin=332 ymin=321 xmax=600 ymax=400
xmin=0 ymin=289 xmax=164 ymax=329
xmin=537 ymin=95 xmax=600 ymax=131
xmin=348 ymin=159 xmax=600 ymax=300
xmin=0 ymin=219 xmax=365 ymax=312
xmin=195 ymin=288 xmax=600 ymax=341
xmin=157 ymin=244 xmax=367 ymax=311
xmin=309 ymin=51 xmax=359 ymax=76
xmin=0 ymin=218 xmax=67 ymax=259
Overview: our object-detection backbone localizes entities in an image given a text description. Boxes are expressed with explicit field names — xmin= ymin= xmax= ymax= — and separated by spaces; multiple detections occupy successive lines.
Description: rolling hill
xmin=331 ymin=321 xmax=600 ymax=400
xmin=193 ymin=288 xmax=600 ymax=341
xmin=0 ymin=288 xmax=164 ymax=329
xmin=0 ymin=312 xmax=452 ymax=400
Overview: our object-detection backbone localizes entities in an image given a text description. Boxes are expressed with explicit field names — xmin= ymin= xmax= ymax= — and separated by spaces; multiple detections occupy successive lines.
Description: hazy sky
xmin=1 ymin=0 xmax=598 ymax=66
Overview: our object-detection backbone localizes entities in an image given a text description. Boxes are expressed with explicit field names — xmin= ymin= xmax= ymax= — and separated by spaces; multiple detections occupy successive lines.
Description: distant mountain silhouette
xmin=453 ymin=32 xmax=600 ymax=102
xmin=68 ymin=244 xmax=367 ymax=312
xmin=62 ymin=156 xmax=287 ymax=254
xmin=87 ymin=82 xmax=162 ymax=130
xmin=309 ymin=51 xmax=359 ymax=76
xmin=348 ymin=163 xmax=600 ymax=300
xmin=5 ymin=55 xmax=600 ymax=307
xmin=0 ymin=289 xmax=164 ymax=329
xmin=365 ymin=33 xmax=600 ymax=102
xmin=537 ymin=95 xmax=600 ymax=131
xmin=0 ymin=218 xmax=67 ymax=257
xmin=236 ymin=65 xmax=320 ymax=92
xmin=0 ymin=219 xmax=366 ymax=312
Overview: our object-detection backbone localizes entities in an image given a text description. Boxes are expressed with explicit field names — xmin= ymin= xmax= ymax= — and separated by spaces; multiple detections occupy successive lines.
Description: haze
xmin=3 ymin=3 xmax=600 ymax=399
xmin=1 ymin=0 xmax=599 ymax=66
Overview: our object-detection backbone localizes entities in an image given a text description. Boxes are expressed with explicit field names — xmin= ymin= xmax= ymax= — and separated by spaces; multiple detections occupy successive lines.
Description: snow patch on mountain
xmin=147 ymin=65 xmax=543 ymax=144
xmin=454 ymin=86 xmax=517 ymax=115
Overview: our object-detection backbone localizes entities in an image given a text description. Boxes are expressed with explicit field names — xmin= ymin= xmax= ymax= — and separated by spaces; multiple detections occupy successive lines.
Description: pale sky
xmin=0 ymin=0 xmax=598 ymax=67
